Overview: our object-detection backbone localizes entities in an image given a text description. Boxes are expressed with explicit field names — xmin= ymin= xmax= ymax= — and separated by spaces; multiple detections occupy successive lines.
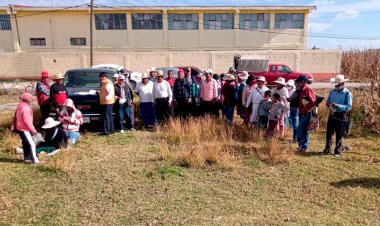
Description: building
xmin=0 ymin=5 xmax=315 ymax=52
xmin=0 ymin=5 xmax=341 ymax=79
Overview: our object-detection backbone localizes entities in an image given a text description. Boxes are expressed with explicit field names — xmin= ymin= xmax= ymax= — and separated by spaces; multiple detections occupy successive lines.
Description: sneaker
xmin=120 ymin=130 xmax=125 ymax=134
xmin=334 ymin=154 xmax=341 ymax=158
xmin=15 ymin=147 xmax=23 ymax=154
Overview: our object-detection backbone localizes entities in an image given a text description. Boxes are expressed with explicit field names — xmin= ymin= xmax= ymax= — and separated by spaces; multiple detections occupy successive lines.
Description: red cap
xmin=21 ymin=92 xmax=33 ymax=101
xmin=178 ymin=69 xmax=184 ymax=74
xmin=41 ymin=71 xmax=49 ymax=78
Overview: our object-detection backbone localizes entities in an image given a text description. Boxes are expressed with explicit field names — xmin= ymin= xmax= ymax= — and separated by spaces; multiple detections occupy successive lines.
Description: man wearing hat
xmin=184 ymin=67 xmax=198 ymax=116
xmin=286 ymin=79 xmax=300 ymax=142
xmin=173 ymin=69 xmax=191 ymax=118
xmin=99 ymin=72 xmax=115 ymax=135
xmin=136 ymin=73 xmax=156 ymax=128
xmin=323 ymin=75 xmax=353 ymax=157
xmin=153 ymin=70 xmax=172 ymax=123
xmin=200 ymin=70 xmax=218 ymax=116
xmin=246 ymin=76 xmax=269 ymax=127
xmin=237 ymin=71 xmax=249 ymax=120
xmin=221 ymin=74 xmax=238 ymax=124
xmin=50 ymin=73 xmax=68 ymax=113
xmin=120 ymin=69 xmax=135 ymax=130
xmin=272 ymin=77 xmax=289 ymax=138
xmin=294 ymin=75 xmax=316 ymax=152
xmin=36 ymin=71 xmax=51 ymax=122
xmin=112 ymin=73 xmax=119 ymax=85
xmin=114 ymin=74 xmax=134 ymax=133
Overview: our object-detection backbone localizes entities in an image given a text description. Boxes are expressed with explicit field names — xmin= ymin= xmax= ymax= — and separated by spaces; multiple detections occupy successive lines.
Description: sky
xmin=1 ymin=0 xmax=380 ymax=50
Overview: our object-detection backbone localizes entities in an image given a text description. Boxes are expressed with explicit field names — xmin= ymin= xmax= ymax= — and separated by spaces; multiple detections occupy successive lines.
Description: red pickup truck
xmin=233 ymin=55 xmax=313 ymax=85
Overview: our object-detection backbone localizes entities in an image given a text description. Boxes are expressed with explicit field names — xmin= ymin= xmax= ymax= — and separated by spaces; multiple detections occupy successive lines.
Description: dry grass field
xmin=0 ymin=86 xmax=379 ymax=225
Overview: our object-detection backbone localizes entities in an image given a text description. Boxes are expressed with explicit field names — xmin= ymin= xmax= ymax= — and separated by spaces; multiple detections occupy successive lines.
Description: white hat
xmin=274 ymin=77 xmax=286 ymax=86
xmin=141 ymin=73 xmax=149 ymax=79
xmin=113 ymin=73 xmax=119 ymax=78
xmin=226 ymin=74 xmax=236 ymax=81
xmin=205 ymin=69 xmax=213 ymax=74
xmin=330 ymin=74 xmax=349 ymax=83
xmin=41 ymin=117 xmax=60 ymax=129
xmin=118 ymin=75 xmax=125 ymax=80
xmin=256 ymin=76 xmax=266 ymax=83
xmin=239 ymin=71 xmax=249 ymax=80
xmin=287 ymin=79 xmax=295 ymax=88
xmin=156 ymin=70 xmax=164 ymax=76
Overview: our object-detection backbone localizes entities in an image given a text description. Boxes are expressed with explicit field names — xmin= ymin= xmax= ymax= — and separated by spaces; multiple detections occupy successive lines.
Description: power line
xmin=94 ymin=4 xmax=380 ymax=41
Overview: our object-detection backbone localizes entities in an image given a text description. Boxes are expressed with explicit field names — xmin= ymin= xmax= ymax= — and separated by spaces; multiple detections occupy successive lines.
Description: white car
xmin=92 ymin=64 xmax=142 ymax=90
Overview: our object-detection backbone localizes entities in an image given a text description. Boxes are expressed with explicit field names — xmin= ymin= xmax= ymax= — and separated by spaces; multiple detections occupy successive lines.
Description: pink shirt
xmin=15 ymin=101 xmax=36 ymax=133
xmin=201 ymin=79 xmax=218 ymax=101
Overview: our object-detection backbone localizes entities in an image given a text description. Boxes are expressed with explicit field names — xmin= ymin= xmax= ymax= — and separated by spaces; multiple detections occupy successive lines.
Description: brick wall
xmin=0 ymin=50 xmax=341 ymax=80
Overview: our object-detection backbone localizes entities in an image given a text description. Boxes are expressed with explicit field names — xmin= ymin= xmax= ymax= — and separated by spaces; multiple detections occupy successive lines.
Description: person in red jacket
xmin=295 ymin=75 xmax=316 ymax=152
xmin=50 ymin=73 xmax=68 ymax=113
xmin=36 ymin=71 xmax=51 ymax=122
xmin=14 ymin=93 xmax=41 ymax=164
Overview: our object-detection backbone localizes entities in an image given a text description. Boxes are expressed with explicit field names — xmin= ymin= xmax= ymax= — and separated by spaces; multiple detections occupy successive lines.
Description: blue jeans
xmin=140 ymin=102 xmax=156 ymax=127
xmin=117 ymin=103 xmax=132 ymax=130
xmin=65 ymin=131 xmax=80 ymax=144
xmin=224 ymin=104 xmax=235 ymax=124
xmin=289 ymin=107 xmax=299 ymax=141
xmin=296 ymin=112 xmax=311 ymax=151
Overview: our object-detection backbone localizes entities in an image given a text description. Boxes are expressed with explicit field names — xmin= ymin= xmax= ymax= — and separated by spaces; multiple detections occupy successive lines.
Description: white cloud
xmin=334 ymin=9 xmax=359 ymax=20
xmin=308 ymin=22 xmax=332 ymax=33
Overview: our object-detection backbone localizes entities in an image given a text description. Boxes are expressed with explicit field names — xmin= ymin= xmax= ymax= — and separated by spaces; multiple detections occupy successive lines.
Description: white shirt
xmin=153 ymin=80 xmax=173 ymax=103
xmin=136 ymin=81 xmax=154 ymax=103
xmin=105 ymin=83 xmax=113 ymax=101
xmin=246 ymin=86 xmax=269 ymax=107
xmin=272 ymin=87 xmax=289 ymax=106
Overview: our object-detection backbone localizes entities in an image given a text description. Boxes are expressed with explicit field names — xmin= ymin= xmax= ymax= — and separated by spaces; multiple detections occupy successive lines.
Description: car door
xmin=266 ymin=65 xmax=278 ymax=84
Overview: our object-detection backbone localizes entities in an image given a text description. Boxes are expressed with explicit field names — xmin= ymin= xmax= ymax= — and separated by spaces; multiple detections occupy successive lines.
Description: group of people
xmin=12 ymin=67 xmax=353 ymax=164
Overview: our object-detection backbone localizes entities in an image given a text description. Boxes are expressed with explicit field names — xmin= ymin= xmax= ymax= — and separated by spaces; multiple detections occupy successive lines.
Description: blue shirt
xmin=326 ymin=88 xmax=352 ymax=112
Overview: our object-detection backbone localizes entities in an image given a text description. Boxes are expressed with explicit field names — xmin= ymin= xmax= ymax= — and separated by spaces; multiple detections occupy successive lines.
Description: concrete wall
xmin=0 ymin=50 xmax=341 ymax=80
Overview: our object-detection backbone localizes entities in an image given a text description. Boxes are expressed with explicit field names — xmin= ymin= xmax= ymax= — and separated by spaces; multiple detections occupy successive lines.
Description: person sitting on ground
xmin=13 ymin=93 xmax=41 ymax=164
xmin=265 ymin=93 xmax=285 ymax=139
xmin=258 ymin=90 xmax=272 ymax=130
xmin=36 ymin=117 xmax=67 ymax=156
xmin=58 ymin=98 xmax=83 ymax=144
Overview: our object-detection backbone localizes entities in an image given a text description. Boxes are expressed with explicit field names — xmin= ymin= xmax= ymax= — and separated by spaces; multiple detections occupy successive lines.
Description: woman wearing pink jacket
xmin=14 ymin=93 xmax=41 ymax=164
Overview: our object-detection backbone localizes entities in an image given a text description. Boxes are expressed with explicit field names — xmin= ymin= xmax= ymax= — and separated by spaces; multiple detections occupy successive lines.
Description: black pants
xmin=40 ymin=104 xmax=50 ymax=122
xmin=101 ymin=104 xmax=114 ymax=135
xmin=17 ymin=131 xmax=39 ymax=163
xmin=155 ymin=98 xmax=169 ymax=124
xmin=175 ymin=98 xmax=188 ymax=119
xmin=325 ymin=113 xmax=344 ymax=154
xmin=201 ymin=101 xmax=215 ymax=116
xmin=258 ymin=115 xmax=269 ymax=129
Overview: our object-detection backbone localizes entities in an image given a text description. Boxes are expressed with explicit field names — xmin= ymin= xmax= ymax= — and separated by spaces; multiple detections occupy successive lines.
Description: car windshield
xmin=65 ymin=71 xmax=114 ymax=88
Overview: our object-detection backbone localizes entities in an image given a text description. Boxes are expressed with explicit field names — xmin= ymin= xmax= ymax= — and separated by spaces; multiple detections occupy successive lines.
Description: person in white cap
xmin=245 ymin=76 xmax=269 ymax=127
xmin=37 ymin=117 xmax=67 ymax=155
xmin=112 ymin=73 xmax=119 ymax=84
xmin=323 ymin=74 xmax=353 ymax=157
xmin=242 ymin=75 xmax=256 ymax=126
xmin=114 ymin=74 xmax=134 ymax=133
xmin=237 ymin=71 xmax=249 ymax=120
xmin=271 ymin=77 xmax=289 ymax=138
xmin=136 ymin=73 xmax=156 ymax=128
xmin=153 ymin=70 xmax=172 ymax=123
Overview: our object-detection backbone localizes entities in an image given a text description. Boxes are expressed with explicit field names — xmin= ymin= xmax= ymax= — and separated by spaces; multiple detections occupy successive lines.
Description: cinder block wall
xmin=0 ymin=50 xmax=341 ymax=80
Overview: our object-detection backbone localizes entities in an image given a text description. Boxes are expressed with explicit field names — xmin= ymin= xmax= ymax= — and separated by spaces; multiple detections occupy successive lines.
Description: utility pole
xmin=90 ymin=0 xmax=94 ymax=67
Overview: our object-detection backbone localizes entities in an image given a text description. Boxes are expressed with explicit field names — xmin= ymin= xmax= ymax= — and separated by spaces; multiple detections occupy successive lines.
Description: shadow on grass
xmin=0 ymin=156 xmax=23 ymax=163
xmin=296 ymin=151 xmax=324 ymax=157
xmin=330 ymin=177 xmax=380 ymax=189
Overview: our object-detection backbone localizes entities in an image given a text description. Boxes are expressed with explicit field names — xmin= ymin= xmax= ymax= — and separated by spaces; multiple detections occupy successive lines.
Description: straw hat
xmin=239 ymin=71 xmax=249 ymax=80
xmin=330 ymin=74 xmax=349 ymax=83
xmin=52 ymin=73 xmax=65 ymax=80
xmin=287 ymin=79 xmax=295 ymax=88
xmin=204 ymin=69 xmax=213 ymax=74
xmin=156 ymin=70 xmax=164 ymax=76
xmin=273 ymin=77 xmax=286 ymax=86
xmin=226 ymin=74 xmax=236 ymax=81
xmin=256 ymin=76 xmax=266 ymax=83
xmin=141 ymin=73 xmax=149 ymax=79
xmin=41 ymin=117 xmax=60 ymax=129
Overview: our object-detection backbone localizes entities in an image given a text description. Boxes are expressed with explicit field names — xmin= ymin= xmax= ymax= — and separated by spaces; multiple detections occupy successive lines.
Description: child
xmin=265 ymin=93 xmax=285 ymax=138
xmin=257 ymin=90 xmax=272 ymax=129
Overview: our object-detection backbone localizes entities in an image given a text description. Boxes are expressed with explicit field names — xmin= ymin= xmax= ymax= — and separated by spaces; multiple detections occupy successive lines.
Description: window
xmin=30 ymin=38 xmax=46 ymax=46
xmin=132 ymin=13 xmax=163 ymax=30
xmin=203 ymin=13 xmax=234 ymax=30
xmin=239 ymin=13 xmax=269 ymax=30
xmin=168 ymin=13 xmax=198 ymax=30
xmin=270 ymin=65 xmax=276 ymax=73
xmin=278 ymin=66 xmax=291 ymax=73
xmin=70 ymin=38 xmax=86 ymax=46
xmin=0 ymin=14 xmax=11 ymax=30
xmin=275 ymin=13 xmax=304 ymax=29
xmin=95 ymin=14 xmax=126 ymax=30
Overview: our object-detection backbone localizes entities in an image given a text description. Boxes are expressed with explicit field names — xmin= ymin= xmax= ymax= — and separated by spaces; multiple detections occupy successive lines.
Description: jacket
xmin=114 ymin=82 xmax=132 ymax=106
xmin=299 ymin=84 xmax=316 ymax=115
xmin=58 ymin=99 xmax=83 ymax=132
xmin=173 ymin=78 xmax=191 ymax=101
xmin=222 ymin=81 xmax=238 ymax=106
xmin=36 ymin=81 xmax=50 ymax=106
xmin=15 ymin=101 xmax=36 ymax=133
xmin=99 ymin=79 xmax=115 ymax=105
xmin=50 ymin=83 xmax=68 ymax=106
